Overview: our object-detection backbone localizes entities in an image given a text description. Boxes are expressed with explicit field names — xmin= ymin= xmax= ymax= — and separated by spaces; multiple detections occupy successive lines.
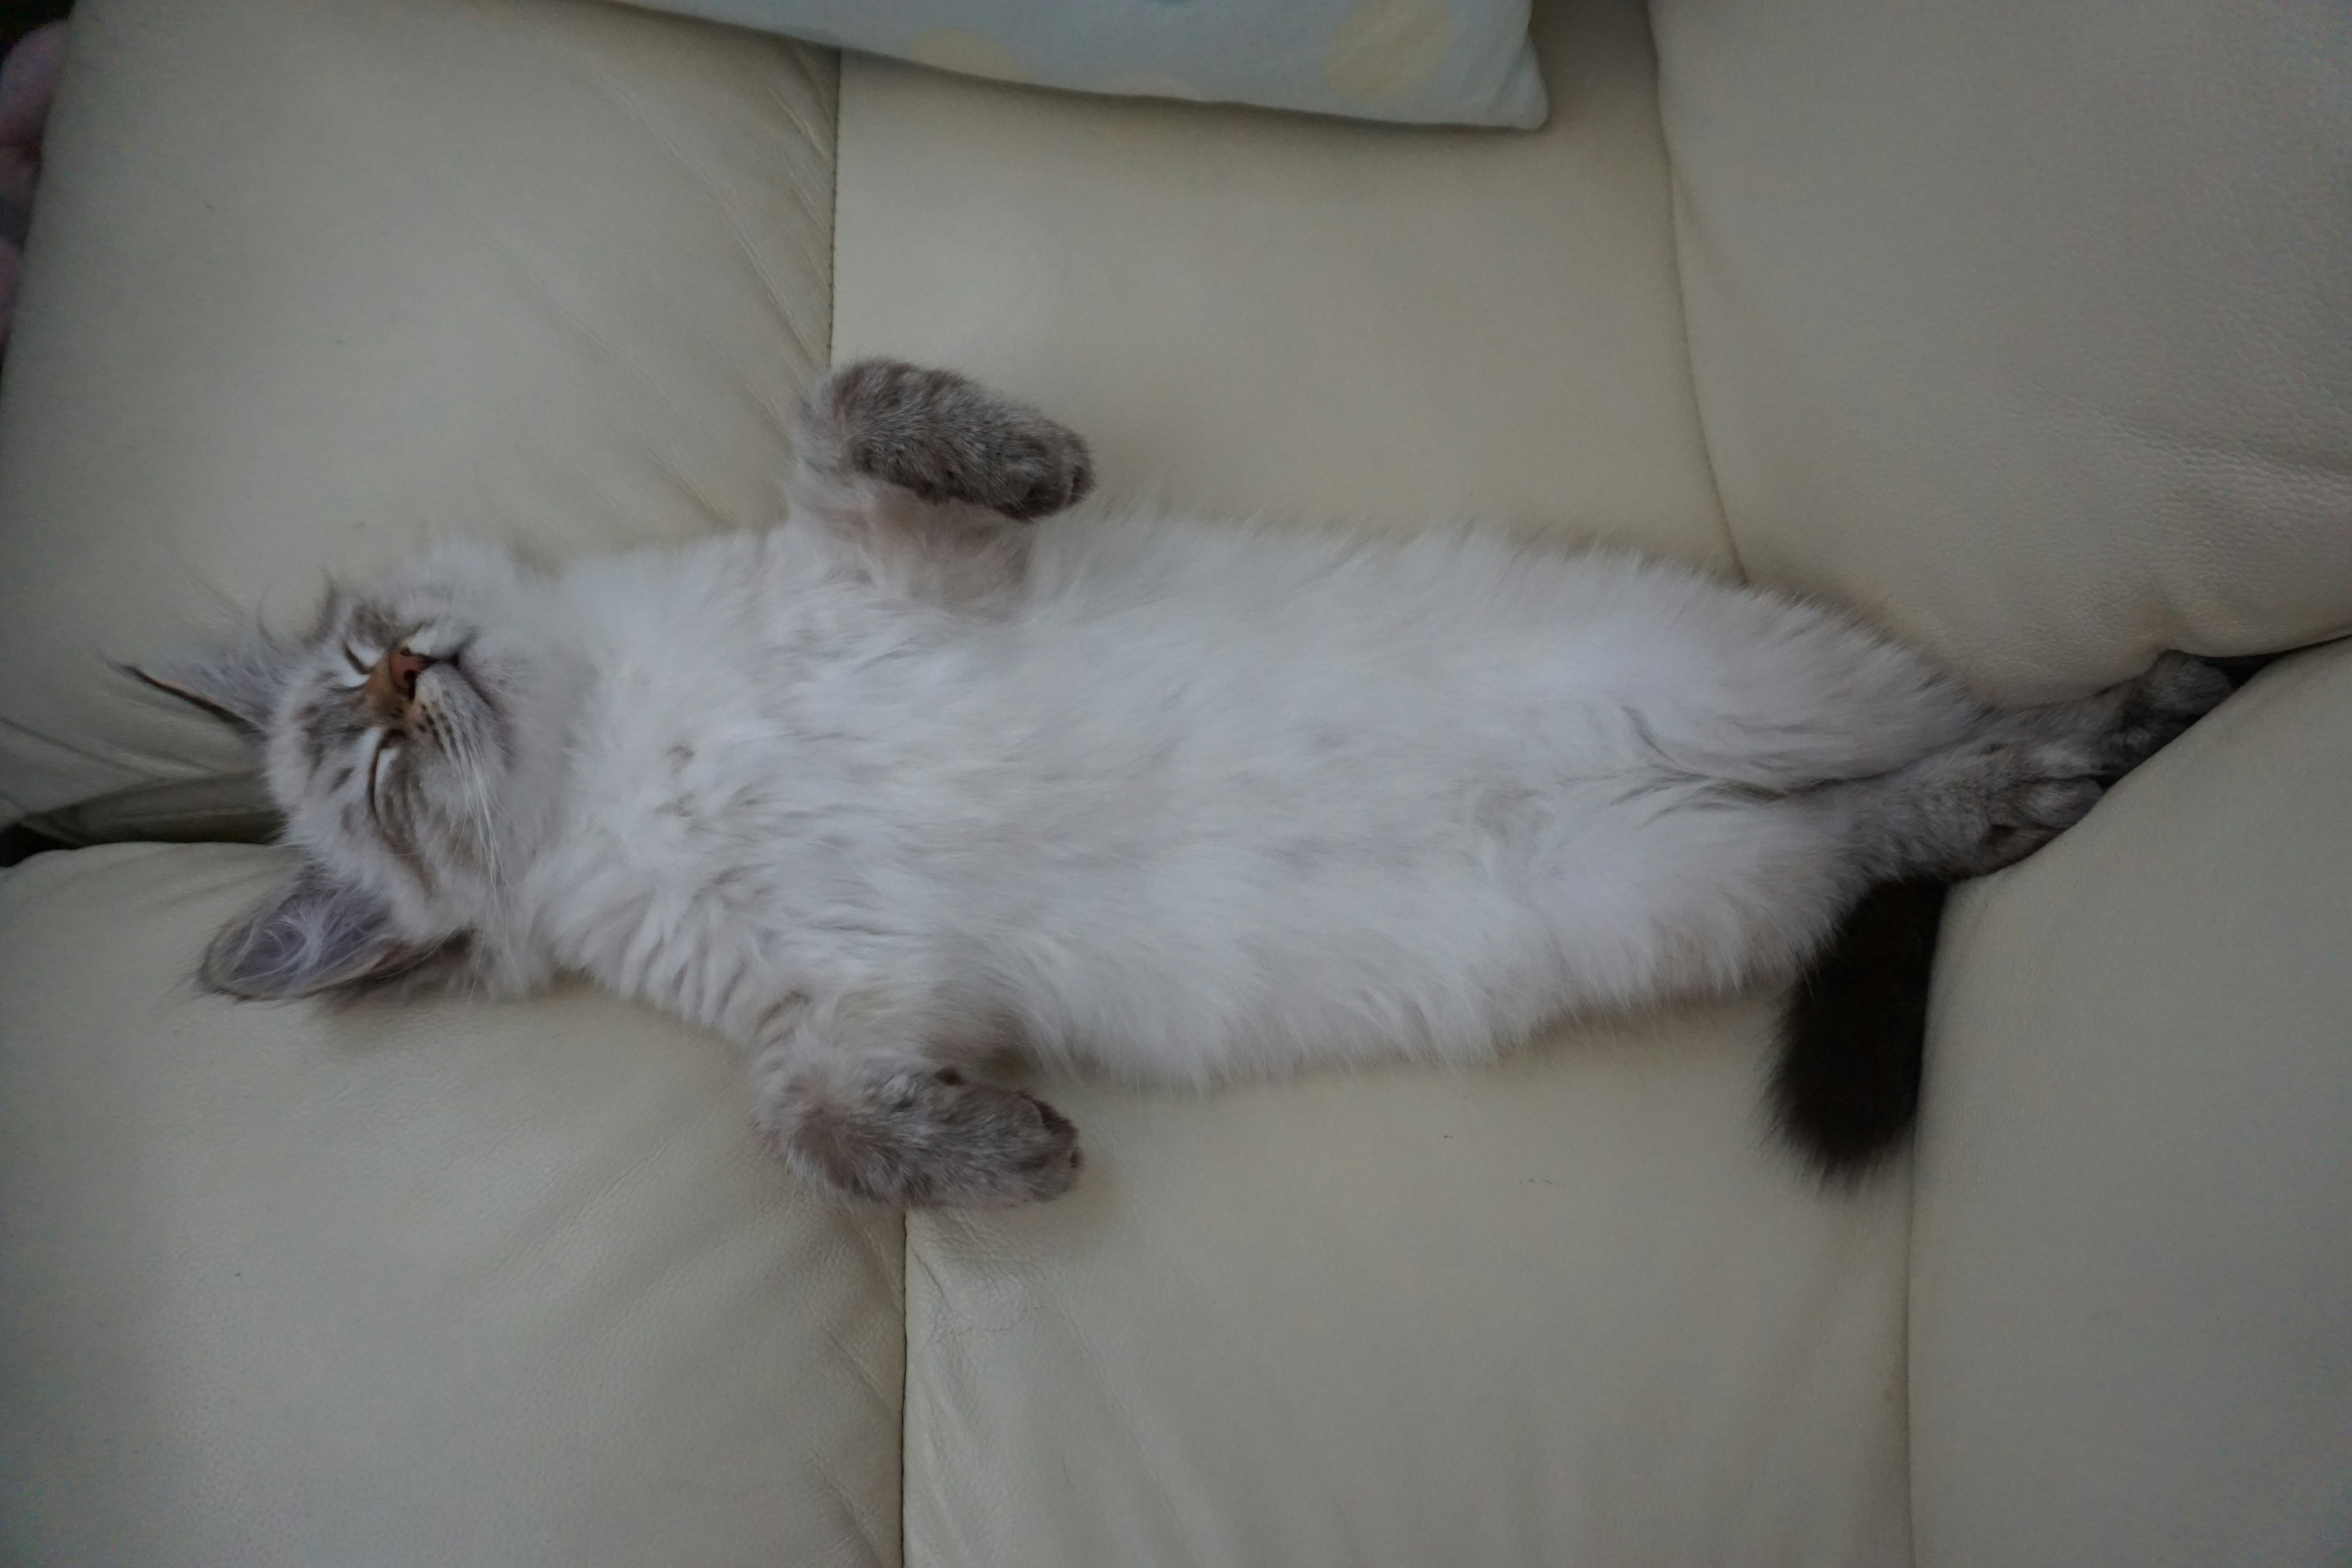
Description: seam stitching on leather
xmin=1644 ymin=29 xmax=1746 ymax=582
xmin=825 ymin=50 xmax=842 ymax=376
xmin=1649 ymin=48 xmax=1923 ymax=1544
xmin=1899 ymin=1169 xmax=1920 ymax=1568
xmin=823 ymin=60 xmax=910 ymax=1567
xmin=0 ymin=709 xmax=148 ymax=829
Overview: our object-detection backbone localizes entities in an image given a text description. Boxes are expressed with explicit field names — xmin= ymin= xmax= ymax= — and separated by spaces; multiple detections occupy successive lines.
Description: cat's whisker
xmin=443 ymin=709 xmax=505 ymax=889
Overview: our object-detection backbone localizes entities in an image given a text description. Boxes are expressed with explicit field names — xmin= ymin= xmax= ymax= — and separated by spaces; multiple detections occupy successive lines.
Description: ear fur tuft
xmin=202 ymin=863 xmax=418 ymax=999
xmin=127 ymin=629 xmax=305 ymax=734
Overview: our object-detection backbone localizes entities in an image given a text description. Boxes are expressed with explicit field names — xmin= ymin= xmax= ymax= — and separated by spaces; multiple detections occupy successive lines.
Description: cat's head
xmin=139 ymin=541 xmax=570 ymax=1000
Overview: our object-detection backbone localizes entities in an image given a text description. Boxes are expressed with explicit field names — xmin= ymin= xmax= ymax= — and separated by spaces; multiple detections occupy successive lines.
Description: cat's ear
xmin=202 ymin=862 xmax=418 ymax=999
xmin=126 ymin=629 xmax=305 ymax=734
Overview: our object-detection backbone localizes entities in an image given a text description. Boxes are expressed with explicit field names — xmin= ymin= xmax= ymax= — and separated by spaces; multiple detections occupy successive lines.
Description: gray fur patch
xmin=202 ymin=862 xmax=417 ymax=999
xmin=759 ymin=1060 xmax=1083 ymax=1207
xmin=1838 ymin=652 xmax=2236 ymax=880
xmin=803 ymin=359 xmax=1095 ymax=522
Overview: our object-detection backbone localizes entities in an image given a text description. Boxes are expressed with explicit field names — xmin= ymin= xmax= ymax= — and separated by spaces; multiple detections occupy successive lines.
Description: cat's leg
xmin=1985 ymin=650 xmax=2234 ymax=779
xmin=748 ymin=1006 xmax=1082 ymax=1207
xmin=790 ymin=359 xmax=1093 ymax=533
xmin=1559 ymin=656 xmax=2235 ymax=1010
xmin=785 ymin=360 xmax=1094 ymax=603
xmin=1752 ymin=653 xmax=2227 ymax=1177
xmin=1817 ymin=741 xmax=2108 ymax=881
xmin=1821 ymin=653 xmax=2233 ymax=880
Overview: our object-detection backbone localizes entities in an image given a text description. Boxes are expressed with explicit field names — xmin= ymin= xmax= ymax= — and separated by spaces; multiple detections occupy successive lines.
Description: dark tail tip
xmin=1771 ymin=880 xmax=1949 ymax=1183
xmin=2201 ymin=652 xmax=2282 ymax=692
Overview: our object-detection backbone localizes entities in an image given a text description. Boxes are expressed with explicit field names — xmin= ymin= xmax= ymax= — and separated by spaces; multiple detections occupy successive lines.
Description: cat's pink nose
xmin=386 ymin=645 xmax=435 ymax=696
xmin=364 ymin=644 xmax=438 ymax=718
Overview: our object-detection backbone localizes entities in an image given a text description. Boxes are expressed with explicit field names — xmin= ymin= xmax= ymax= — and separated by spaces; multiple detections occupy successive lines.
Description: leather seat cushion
xmin=0 ymin=843 xmax=905 ymax=1568
xmin=903 ymin=1022 xmax=1914 ymax=1567
xmin=1910 ymin=642 xmax=2352 ymax=1567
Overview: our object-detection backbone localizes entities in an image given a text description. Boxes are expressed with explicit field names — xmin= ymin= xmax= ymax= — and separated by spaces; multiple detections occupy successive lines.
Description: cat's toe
xmin=1958 ymin=747 xmax=2105 ymax=875
xmin=2104 ymin=653 xmax=2234 ymax=774
xmin=995 ymin=433 xmax=1095 ymax=522
xmin=1999 ymin=767 xmax=2105 ymax=835
xmin=2141 ymin=651 xmax=2234 ymax=714
xmin=955 ymin=1088 xmax=1084 ymax=1205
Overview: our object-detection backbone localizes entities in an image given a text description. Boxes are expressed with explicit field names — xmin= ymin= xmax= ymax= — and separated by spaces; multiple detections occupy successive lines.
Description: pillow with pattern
xmin=622 ymin=0 xmax=1547 ymax=129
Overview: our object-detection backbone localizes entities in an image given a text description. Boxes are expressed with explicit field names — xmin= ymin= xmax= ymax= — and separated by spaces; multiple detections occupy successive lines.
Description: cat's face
xmin=140 ymin=541 xmax=565 ymax=999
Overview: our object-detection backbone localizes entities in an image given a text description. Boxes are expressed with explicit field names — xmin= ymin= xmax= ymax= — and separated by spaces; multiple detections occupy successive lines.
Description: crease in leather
xmin=0 ymin=695 xmax=273 ymax=838
xmin=20 ymin=777 xmax=279 ymax=848
xmin=901 ymin=1217 xmax=935 ymax=1568
xmin=1896 ymin=1150 xmax=1920 ymax=1568
xmin=0 ymin=708 xmax=145 ymax=810
xmin=832 ymin=59 xmax=911 ymax=1567
xmin=1641 ymin=10 xmax=1744 ymax=584
xmin=807 ymin=1453 xmax=898 ymax=1568
xmin=2063 ymin=396 xmax=2352 ymax=496
xmin=1038 ymin=1269 xmax=1234 ymax=1564
xmin=1724 ymin=1182 xmax=1914 ymax=1564
xmin=759 ymin=51 xmax=845 ymax=375
xmin=780 ymin=53 xmax=910 ymax=1564
xmin=819 ymin=1320 xmax=901 ymax=1431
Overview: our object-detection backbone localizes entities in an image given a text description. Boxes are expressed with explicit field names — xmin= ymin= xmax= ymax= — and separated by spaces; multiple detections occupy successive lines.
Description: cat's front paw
xmin=809 ymin=359 xmax=1095 ymax=522
xmin=758 ymin=1061 xmax=1084 ymax=1208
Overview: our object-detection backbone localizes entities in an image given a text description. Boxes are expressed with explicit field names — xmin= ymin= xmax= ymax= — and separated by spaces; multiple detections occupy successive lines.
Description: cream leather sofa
xmin=1 ymin=1 xmax=2345 ymax=1564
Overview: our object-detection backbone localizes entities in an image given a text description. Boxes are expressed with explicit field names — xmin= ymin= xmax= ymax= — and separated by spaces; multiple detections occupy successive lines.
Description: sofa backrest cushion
xmin=619 ymin=0 xmax=1550 ymax=129
xmin=0 ymin=0 xmax=838 ymax=834
xmin=1653 ymin=0 xmax=2352 ymax=701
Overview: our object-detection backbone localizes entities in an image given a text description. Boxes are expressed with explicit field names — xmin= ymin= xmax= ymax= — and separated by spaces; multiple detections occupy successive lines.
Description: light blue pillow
xmin=624 ymin=0 xmax=1547 ymax=129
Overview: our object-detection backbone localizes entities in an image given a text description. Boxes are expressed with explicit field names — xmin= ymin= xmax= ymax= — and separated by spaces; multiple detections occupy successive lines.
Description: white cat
xmin=145 ymin=361 xmax=2231 ymax=1205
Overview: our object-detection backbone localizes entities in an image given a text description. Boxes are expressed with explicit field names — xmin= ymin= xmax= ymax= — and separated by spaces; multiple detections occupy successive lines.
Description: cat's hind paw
xmin=2101 ymin=652 xmax=2233 ymax=775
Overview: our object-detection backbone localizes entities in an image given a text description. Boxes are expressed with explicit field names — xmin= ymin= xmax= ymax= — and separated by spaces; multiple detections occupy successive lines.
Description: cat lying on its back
xmin=142 ymin=361 xmax=2231 ymax=1205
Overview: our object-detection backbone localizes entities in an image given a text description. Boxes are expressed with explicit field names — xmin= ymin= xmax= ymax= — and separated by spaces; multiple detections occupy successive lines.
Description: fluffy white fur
xmin=540 ymin=522 xmax=1962 ymax=1072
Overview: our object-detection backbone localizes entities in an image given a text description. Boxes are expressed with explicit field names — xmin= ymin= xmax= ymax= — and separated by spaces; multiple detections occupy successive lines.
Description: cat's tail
xmin=1768 ymin=651 xmax=2281 ymax=1180
xmin=1770 ymin=879 xmax=1948 ymax=1182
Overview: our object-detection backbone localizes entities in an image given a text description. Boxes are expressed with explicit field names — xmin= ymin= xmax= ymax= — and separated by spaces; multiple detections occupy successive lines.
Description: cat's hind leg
xmin=1767 ymin=653 xmax=2231 ymax=1177
xmin=1822 ymin=652 xmax=2233 ymax=881
xmin=1989 ymin=650 xmax=2234 ymax=780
